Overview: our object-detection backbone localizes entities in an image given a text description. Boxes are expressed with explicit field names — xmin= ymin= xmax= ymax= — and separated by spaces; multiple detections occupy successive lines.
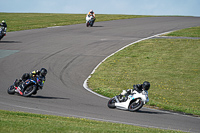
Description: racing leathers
xmin=86 ymin=10 xmax=96 ymax=22
xmin=119 ymin=84 xmax=143 ymax=102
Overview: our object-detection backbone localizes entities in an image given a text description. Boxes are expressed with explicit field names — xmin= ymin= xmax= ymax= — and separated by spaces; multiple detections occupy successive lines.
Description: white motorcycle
xmin=107 ymin=90 xmax=149 ymax=112
xmin=86 ymin=15 xmax=95 ymax=27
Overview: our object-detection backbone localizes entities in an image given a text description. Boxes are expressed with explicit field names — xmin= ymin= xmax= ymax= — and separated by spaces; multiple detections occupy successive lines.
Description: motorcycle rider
xmin=119 ymin=81 xmax=150 ymax=101
xmin=0 ymin=20 xmax=7 ymax=34
xmin=14 ymin=68 xmax=47 ymax=92
xmin=86 ymin=9 xmax=96 ymax=22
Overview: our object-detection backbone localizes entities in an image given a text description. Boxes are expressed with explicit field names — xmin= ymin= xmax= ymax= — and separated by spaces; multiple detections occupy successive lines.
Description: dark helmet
xmin=142 ymin=81 xmax=150 ymax=90
xmin=89 ymin=9 xmax=93 ymax=13
xmin=40 ymin=68 xmax=47 ymax=76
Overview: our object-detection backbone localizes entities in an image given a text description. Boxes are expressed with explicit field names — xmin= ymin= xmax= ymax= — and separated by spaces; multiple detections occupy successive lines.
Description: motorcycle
xmin=0 ymin=27 xmax=6 ymax=40
xmin=107 ymin=90 xmax=149 ymax=112
xmin=7 ymin=75 xmax=45 ymax=97
xmin=86 ymin=15 xmax=95 ymax=27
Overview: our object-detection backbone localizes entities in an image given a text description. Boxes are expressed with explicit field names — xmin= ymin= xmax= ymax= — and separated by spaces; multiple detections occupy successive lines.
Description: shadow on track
xmin=29 ymin=95 xmax=70 ymax=100
xmin=0 ymin=41 xmax=22 ymax=43
xmin=92 ymin=26 xmax=104 ymax=27
xmin=135 ymin=110 xmax=168 ymax=115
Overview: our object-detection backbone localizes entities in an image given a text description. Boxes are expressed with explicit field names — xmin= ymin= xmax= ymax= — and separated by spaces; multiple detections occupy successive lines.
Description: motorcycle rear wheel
xmin=107 ymin=97 xmax=116 ymax=108
xmin=128 ymin=99 xmax=143 ymax=112
xmin=91 ymin=22 xmax=94 ymax=27
xmin=7 ymin=85 xmax=15 ymax=95
xmin=23 ymin=85 xmax=37 ymax=97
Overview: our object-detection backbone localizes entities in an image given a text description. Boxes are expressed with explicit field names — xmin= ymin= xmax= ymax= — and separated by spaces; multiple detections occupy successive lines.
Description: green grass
xmin=0 ymin=110 xmax=184 ymax=133
xmin=0 ymin=13 xmax=153 ymax=32
xmin=166 ymin=26 xmax=200 ymax=37
xmin=88 ymin=36 xmax=200 ymax=116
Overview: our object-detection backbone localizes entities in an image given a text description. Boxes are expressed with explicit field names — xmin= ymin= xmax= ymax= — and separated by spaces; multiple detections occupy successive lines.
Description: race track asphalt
xmin=0 ymin=17 xmax=200 ymax=132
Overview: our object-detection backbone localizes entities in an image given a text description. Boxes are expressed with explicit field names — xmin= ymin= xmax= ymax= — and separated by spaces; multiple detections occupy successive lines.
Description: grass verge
xmin=0 ymin=110 xmax=184 ymax=133
xmin=165 ymin=26 xmax=200 ymax=37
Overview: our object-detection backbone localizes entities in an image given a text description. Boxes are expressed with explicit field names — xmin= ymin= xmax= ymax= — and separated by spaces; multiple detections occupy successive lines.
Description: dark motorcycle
xmin=7 ymin=75 xmax=45 ymax=97
xmin=0 ymin=28 xmax=6 ymax=40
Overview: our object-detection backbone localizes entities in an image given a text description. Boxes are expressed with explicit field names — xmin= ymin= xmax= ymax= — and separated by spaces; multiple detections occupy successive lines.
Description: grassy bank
xmin=166 ymin=26 xmax=200 ymax=37
xmin=88 ymin=27 xmax=200 ymax=116
xmin=0 ymin=110 xmax=184 ymax=133
xmin=0 ymin=13 xmax=152 ymax=32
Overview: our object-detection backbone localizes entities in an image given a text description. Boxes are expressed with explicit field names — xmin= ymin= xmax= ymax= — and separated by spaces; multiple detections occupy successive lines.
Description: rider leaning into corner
xmin=86 ymin=9 xmax=96 ymax=22
xmin=14 ymin=68 xmax=48 ymax=92
xmin=119 ymin=81 xmax=150 ymax=101
xmin=0 ymin=20 xmax=7 ymax=33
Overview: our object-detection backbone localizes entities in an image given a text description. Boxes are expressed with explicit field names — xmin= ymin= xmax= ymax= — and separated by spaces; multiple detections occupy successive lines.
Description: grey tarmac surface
xmin=0 ymin=17 xmax=200 ymax=132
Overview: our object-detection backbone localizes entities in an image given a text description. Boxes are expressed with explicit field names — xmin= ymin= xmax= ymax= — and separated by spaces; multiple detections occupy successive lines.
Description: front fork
xmin=114 ymin=96 xmax=120 ymax=103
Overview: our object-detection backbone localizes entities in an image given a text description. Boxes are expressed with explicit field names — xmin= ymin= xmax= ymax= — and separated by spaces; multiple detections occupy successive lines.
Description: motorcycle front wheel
xmin=23 ymin=85 xmax=37 ymax=97
xmin=128 ymin=99 xmax=143 ymax=112
xmin=107 ymin=97 xmax=116 ymax=108
xmin=86 ymin=22 xmax=89 ymax=27
xmin=7 ymin=85 xmax=15 ymax=95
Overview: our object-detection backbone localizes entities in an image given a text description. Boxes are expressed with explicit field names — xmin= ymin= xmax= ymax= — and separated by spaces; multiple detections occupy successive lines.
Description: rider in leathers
xmin=119 ymin=81 xmax=150 ymax=101
xmin=86 ymin=9 xmax=96 ymax=22
xmin=14 ymin=68 xmax=47 ymax=92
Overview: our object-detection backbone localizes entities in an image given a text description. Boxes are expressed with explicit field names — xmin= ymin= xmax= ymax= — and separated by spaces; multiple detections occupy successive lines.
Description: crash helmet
xmin=89 ymin=10 xmax=93 ymax=13
xmin=40 ymin=68 xmax=47 ymax=76
xmin=2 ymin=20 xmax=6 ymax=23
xmin=142 ymin=81 xmax=150 ymax=90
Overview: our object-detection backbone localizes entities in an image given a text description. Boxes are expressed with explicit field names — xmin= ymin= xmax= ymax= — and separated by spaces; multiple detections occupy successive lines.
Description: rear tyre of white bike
xmin=128 ymin=99 xmax=143 ymax=112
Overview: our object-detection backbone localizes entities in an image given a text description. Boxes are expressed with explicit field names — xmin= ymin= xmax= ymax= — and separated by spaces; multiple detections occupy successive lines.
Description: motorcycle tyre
xmin=7 ymin=85 xmax=15 ymax=95
xmin=107 ymin=97 xmax=116 ymax=108
xmin=32 ymin=89 xmax=38 ymax=95
xmin=91 ymin=21 xmax=94 ymax=27
xmin=128 ymin=99 xmax=143 ymax=112
xmin=23 ymin=85 xmax=37 ymax=97
xmin=86 ymin=22 xmax=89 ymax=27
xmin=0 ymin=34 xmax=5 ymax=40
xmin=0 ymin=35 xmax=3 ymax=40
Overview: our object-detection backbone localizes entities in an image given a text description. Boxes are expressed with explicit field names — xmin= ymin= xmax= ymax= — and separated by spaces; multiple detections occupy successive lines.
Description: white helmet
xmin=90 ymin=10 xmax=93 ymax=13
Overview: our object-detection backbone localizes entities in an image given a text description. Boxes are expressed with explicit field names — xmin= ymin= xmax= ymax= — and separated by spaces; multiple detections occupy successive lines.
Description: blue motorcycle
xmin=7 ymin=75 xmax=45 ymax=97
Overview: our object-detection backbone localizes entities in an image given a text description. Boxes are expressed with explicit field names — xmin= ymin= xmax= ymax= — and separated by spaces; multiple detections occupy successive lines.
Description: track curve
xmin=0 ymin=17 xmax=200 ymax=132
